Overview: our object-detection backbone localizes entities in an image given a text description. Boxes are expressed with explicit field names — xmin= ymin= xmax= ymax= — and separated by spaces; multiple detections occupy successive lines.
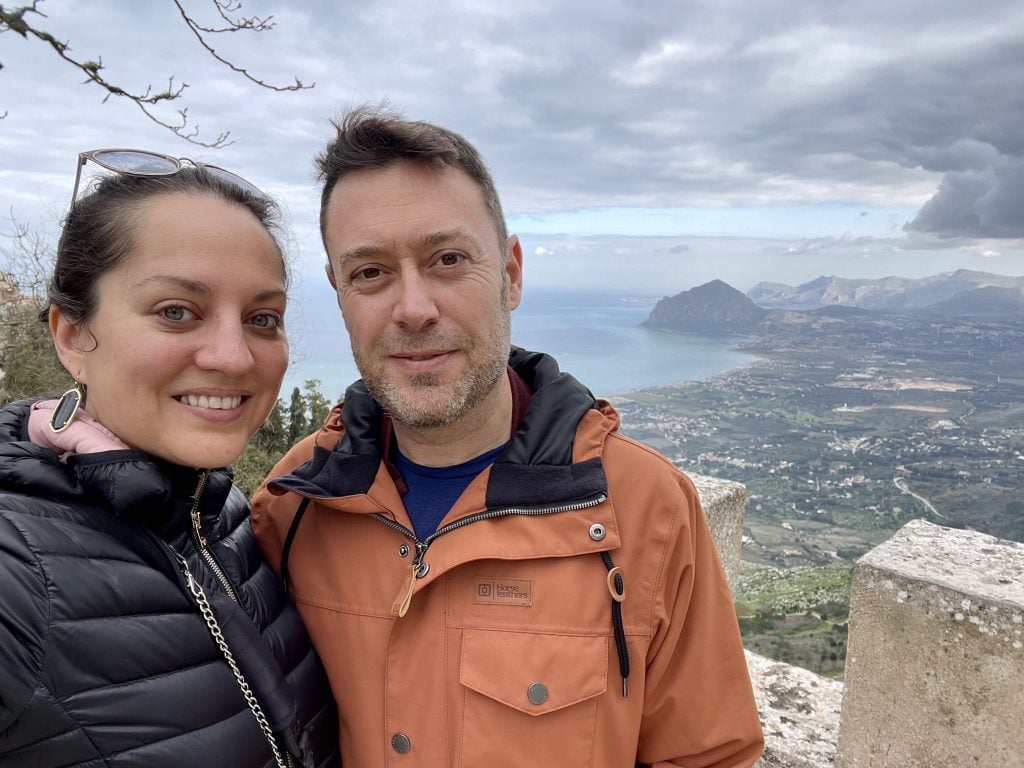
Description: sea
xmin=281 ymin=286 xmax=756 ymax=400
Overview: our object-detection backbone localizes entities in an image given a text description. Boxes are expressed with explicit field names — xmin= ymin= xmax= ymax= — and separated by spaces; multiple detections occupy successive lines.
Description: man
xmin=252 ymin=106 xmax=764 ymax=767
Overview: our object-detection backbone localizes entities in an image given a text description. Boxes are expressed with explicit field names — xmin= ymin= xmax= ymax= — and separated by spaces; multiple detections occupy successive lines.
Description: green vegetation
xmin=0 ymin=300 xmax=72 ymax=403
xmin=0 ymin=224 xmax=72 ymax=403
xmin=233 ymin=379 xmax=333 ymax=496
xmin=735 ymin=564 xmax=851 ymax=678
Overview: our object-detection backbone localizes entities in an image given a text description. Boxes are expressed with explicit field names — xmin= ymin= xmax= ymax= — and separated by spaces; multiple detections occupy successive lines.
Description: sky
xmin=2 ymin=0 xmax=1024 ymax=298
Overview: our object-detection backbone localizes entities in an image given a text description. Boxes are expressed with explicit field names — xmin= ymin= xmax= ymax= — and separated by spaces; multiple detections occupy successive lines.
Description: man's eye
xmin=438 ymin=252 xmax=463 ymax=267
xmin=355 ymin=266 xmax=382 ymax=281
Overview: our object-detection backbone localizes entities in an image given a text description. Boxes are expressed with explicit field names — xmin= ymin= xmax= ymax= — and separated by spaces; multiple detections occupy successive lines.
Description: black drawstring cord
xmin=600 ymin=550 xmax=630 ymax=698
xmin=280 ymin=497 xmax=311 ymax=591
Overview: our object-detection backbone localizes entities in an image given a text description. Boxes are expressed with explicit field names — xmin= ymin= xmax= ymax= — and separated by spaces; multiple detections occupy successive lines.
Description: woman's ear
xmin=48 ymin=306 xmax=88 ymax=383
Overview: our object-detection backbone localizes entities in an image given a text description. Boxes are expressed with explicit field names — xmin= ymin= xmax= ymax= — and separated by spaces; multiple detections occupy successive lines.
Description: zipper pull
xmin=392 ymin=564 xmax=416 ymax=618
xmin=391 ymin=542 xmax=428 ymax=618
xmin=191 ymin=509 xmax=207 ymax=548
xmin=190 ymin=471 xmax=210 ymax=547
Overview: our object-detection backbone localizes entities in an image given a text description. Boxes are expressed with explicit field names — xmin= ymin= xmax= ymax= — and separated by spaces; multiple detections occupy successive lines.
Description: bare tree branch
xmin=195 ymin=0 xmax=275 ymax=33
xmin=0 ymin=213 xmax=73 ymax=402
xmin=1 ymin=212 xmax=51 ymax=304
xmin=173 ymin=0 xmax=313 ymax=92
xmin=0 ymin=0 xmax=313 ymax=148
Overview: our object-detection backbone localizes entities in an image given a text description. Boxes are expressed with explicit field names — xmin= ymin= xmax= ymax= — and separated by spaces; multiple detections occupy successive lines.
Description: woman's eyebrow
xmin=133 ymin=275 xmax=209 ymax=293
xmin=131 ymin=276 xmax=286 ymax=303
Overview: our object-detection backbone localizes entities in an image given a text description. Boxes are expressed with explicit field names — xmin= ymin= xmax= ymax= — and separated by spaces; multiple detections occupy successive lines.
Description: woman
xmin=0 ymin=150 xmax=338 ymax=767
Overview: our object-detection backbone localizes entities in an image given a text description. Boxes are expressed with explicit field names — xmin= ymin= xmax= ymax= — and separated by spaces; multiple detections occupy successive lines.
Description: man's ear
xmin=325 ymin=261 xmax=338 ymax=290
xmin=48 ymin=306 xmax=88 ymax=383
xmin=505 ymin=235 xmax=524 ymax=311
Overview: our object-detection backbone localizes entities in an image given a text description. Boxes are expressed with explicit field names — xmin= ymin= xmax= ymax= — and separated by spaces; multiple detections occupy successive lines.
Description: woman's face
xmin=56 ymin=193 xmax=288 ymax=468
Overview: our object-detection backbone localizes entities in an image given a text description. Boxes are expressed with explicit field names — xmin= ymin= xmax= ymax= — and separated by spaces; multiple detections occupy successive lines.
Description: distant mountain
xmin=643 ymin=279 xmax=767 ymax=333
xmin=748 ymin=269 xmax=1024 ymax=310
xmin=921 ymin=286 xmax=1024 ymax=317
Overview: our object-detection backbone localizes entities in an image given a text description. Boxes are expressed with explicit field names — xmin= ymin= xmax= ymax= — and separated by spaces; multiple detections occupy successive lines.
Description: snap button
xmin=391 ymin=733 xmax=411 ymax=754
xmin=398 ymin=544 xmax=410 ymax=557
xmin=589 ymin=523 xmax=606 ymax=541
xmin=527 ymin=681 xmax=549 ymax=705
xmin=415 ymin=562 xmax=430 ymax=578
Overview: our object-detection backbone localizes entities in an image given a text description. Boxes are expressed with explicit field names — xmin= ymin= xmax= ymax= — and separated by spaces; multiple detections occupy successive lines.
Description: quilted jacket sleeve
xmin=0 ymin=512 xmax=48 ymax=735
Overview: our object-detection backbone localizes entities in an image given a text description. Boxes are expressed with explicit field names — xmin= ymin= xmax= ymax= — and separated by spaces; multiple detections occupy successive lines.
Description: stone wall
xmin=691 ymin=473 xmax=746 ymax=590
xmin=694 ymin=478 xmax=1024 ymax=768
xmin=694 ymin=474 xmax=842 ymax=768
xmin=836 ymin=520 xmax=1024 ymax=767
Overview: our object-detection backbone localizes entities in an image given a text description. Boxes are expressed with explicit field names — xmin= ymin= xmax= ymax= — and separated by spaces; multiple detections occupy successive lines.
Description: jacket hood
xmin=270 ymin=347 xmax=610 ymax=508
xmin=0 ymin=398 xmax=234 ymax=536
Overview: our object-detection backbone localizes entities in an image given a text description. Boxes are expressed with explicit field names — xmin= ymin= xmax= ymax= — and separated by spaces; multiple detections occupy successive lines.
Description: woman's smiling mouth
xmin=175 ymin=394 xmax=245 ymax=410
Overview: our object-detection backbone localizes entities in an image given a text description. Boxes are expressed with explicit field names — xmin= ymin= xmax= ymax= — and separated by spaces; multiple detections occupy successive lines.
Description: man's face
xmin=324 ymin=160 xmax=522 ymax=429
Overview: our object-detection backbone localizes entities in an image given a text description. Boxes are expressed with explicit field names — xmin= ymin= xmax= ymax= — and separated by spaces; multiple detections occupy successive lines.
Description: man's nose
xmin=391 ymin=272 xmax=440 ymax=332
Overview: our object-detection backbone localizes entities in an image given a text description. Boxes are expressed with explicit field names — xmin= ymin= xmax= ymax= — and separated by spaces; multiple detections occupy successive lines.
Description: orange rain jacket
xmin=252 ymin=348 xmax=764 ymax=768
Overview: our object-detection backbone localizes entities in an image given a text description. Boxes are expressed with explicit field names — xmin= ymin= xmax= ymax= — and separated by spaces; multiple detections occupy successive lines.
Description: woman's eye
xmin=249 ymin=313 xmax=282 ymax=329
xmin=160 ymin=306 xmax=192 ymax=322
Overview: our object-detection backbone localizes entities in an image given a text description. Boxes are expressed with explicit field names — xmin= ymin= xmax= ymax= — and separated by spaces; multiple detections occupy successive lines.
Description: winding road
xmin=893 ymin=471 xmax=953 ymax=521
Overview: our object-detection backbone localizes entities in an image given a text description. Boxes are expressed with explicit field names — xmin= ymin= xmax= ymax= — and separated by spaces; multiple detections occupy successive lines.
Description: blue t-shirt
xmin=395 ymin=444 xmax=507 ymax=541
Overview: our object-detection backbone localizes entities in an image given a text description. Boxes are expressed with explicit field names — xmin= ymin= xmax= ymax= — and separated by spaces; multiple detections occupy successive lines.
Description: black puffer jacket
xmin=0 ymin=400 xmax=339 ymax=768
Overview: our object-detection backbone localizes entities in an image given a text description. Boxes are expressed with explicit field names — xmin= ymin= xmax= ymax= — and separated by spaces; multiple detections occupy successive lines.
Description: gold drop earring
xmin=50 ymin=381 xmax=86 ymax=433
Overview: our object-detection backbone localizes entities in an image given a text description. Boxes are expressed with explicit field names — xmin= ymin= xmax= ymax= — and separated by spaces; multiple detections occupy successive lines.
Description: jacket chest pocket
xmin=459 ymin=628 xmax=608 ymax=768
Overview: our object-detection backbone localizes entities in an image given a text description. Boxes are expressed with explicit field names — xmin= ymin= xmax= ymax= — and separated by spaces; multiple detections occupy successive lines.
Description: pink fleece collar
xmin=28 ymin=399 xmax=129 ymax=462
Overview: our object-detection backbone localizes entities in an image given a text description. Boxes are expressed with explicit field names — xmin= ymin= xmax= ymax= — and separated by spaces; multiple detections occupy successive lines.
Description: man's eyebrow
xmin=337 ymin=243 xmax=387 ymax=266
xmin=418 ymin=227 xmax=482 ymax=251
xmin=337 ymin=228 xmax=484 ymax=266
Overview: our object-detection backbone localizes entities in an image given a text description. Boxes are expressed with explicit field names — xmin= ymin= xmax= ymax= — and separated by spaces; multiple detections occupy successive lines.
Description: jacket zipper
xmin=376 ymin=492 xmax=608 ymax=617
xmin=189 ymin=470 xmax=240 ymax=603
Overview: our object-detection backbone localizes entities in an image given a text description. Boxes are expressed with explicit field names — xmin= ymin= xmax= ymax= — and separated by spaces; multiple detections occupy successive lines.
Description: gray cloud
xmin=907 ymin=158 xmax=1024 ymax=237
xmin=3 ymin=0 xmax=1023 ymax=247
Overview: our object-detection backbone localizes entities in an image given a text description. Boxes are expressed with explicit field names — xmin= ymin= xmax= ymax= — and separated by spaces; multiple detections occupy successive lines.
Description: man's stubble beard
xmin=355 ymin=291 xmax=511 ymax=430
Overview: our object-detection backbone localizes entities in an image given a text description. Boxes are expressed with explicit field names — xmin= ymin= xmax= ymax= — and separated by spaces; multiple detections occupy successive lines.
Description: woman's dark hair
xmin=42 ymin=166 xmax=287 ymax=325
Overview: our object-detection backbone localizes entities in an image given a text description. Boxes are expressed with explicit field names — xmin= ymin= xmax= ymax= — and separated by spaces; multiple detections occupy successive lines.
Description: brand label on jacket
xmin=473 ymin=576 xmax=533 ymax=607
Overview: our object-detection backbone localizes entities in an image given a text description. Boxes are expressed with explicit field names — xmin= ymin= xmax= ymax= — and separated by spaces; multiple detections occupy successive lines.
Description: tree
xmin=259 ymin=398 xmax=287 ymax=457
xmin=232 ymin=398 xmax=286 ymax=496
xmin=0 ymin=0 xmax=313 ymax=147
xmin=304 ymin=378 xmax=330 ymax=430
xmin=233 ymin=379 xmax=332 ymax=497
xmin=287 ymin=386 xmax=307 ymax=445
xmin=0 ymin=221 xmax=70 ymax=403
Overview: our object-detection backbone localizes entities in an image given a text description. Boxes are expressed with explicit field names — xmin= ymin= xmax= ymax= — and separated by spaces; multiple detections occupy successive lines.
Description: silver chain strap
xmin=176 ymin=553 xmax=290 ymax=768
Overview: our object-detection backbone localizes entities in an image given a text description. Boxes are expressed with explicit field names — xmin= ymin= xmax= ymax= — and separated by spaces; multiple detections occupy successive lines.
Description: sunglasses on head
xmin=70 ymin=148 xmax=265 ymax=210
